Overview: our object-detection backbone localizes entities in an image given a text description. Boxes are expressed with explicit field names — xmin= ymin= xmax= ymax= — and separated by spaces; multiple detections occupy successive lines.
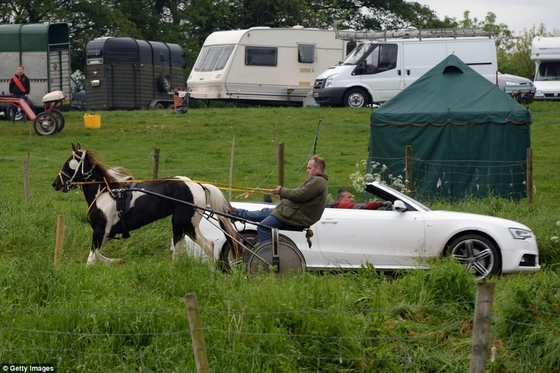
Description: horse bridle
xmin=56 ymin=150 xmax=95 ymax=190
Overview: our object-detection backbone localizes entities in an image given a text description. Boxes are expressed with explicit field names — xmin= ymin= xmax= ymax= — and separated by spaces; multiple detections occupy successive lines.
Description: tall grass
xmin=1 ymin=103 xmax=560 ymax=372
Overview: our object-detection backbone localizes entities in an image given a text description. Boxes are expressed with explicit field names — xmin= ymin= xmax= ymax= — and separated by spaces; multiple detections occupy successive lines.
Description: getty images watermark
xmin=1 ymin=365 xmax=55 ymax=372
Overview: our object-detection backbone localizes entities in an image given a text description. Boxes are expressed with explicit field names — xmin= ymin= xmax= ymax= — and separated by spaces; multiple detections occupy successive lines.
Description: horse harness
xmin=107 ymin=181 xmax=209 ymax=239
xmin=108 ymin=182 xmax=137 ymax=239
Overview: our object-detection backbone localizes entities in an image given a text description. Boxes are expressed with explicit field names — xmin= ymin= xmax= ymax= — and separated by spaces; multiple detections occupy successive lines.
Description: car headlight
xmin=325 ymin=75 xmax=334 ymax=88
xmin=535 ymin=90 xmax=544 ymax=97
xmin=509 ymin=228 xmax=533 ymax=240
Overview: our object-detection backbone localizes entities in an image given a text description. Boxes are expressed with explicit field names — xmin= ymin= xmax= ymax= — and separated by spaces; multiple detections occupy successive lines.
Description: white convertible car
xmin=191 ymin=182 xmax=540 ymax=279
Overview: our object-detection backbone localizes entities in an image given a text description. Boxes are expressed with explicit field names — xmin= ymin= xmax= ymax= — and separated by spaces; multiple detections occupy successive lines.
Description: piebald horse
xmin=52 ymin=143 xmax=238 ymax=265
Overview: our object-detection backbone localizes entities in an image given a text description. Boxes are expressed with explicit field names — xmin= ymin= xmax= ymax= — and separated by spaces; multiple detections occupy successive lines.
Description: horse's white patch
xmin=87 ymin=250 xmax=97 ymax=265
xmin=128 ymin=191 xmax=145 ymax=209
xmin=95 ymin=193 xmax=121 ymax=235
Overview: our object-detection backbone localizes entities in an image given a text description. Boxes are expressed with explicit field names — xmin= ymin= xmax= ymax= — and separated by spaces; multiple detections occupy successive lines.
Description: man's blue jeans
xmin=235 ymin=208 xmax=288 ymax=242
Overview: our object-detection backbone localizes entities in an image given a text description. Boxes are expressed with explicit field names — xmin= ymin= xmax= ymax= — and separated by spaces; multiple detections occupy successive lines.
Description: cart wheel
xmin=33 ymin=113 xmax=59 ymax=136
xmin=51 ymin=109 xmax=65 ymax=132
xmin=246 ymin=239 xmax=305 ymax=275
xmin=242 ymin=233 xmax=298 ymax=263
xmin=218 ymin=230 xmax=258 ymax=272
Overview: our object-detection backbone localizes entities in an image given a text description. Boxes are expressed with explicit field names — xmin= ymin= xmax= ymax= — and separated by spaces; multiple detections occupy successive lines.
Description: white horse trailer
xmin=531 ymin=37 xmax=560 ymax=100
xmin=187 ymin=27 xmax=349 ymax=106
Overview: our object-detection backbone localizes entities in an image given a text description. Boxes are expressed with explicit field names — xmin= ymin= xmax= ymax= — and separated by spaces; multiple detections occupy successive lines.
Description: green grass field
xmin=1 ymin=103 xmax=560 ymax=372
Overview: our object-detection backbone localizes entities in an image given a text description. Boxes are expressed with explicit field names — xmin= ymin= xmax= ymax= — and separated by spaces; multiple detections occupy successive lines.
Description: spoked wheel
xmin=219 ymin=230 xmax=258 ymax=271
xmin=447 ymin=234 xmax=501 ymax=280
xmin=246 ymin=238 xmax=305 ymax=275
xmin=51 ymin=109 xmax=65 ymax=132
xmin=33 ymin=112 xmax=59 ymax=136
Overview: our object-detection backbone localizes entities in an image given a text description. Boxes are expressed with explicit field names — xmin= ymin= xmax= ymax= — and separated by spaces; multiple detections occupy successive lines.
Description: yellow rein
xmin=71 ymin=177 xmax=275 ymax=200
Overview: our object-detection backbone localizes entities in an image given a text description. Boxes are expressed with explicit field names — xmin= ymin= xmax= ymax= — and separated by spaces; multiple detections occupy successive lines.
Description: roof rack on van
xmin=333 ymin=22 xmax=492 ymax=41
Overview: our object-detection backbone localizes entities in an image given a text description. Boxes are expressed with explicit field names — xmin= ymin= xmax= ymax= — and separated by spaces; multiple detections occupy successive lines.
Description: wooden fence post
xmin=185 ymin=293 xmax=210 ymax=373
xmin=526 ymin=148 xmax=533 ymax=203
xmin=229 ymin=137 xmax=235 ymax=201
xmin=22 ymin=160 xmax=31 ymax=203
xmin=152 ymin=148 xmax=160 ymax=179
xmin=278 ymin=143 xmax=285 ymax=187
xmin=405 ymin=145 xmax=412 ymax=195
xmin=470 ymin=282 xmax=495 ymax=373
xmin=54 ymin=215 xmax=65 ymax=267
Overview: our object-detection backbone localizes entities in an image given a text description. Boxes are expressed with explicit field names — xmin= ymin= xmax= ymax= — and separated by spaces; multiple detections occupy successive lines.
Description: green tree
xmin=499 ymin=24 xmax=560 ymax=78
xmin=452 ymin=10 xmax=560 ymax=78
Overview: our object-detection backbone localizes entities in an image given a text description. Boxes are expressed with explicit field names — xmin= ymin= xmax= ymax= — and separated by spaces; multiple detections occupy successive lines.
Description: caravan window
xmin=298 ymin=44 xmax=315 ymax=63
xmin=194 ymin=45 xmax=234 ymax=72
xmin=245 ymin=47 xmax=277 ymax=66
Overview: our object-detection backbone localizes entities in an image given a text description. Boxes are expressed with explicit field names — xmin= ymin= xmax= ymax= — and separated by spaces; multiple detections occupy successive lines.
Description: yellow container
xmin=84 ymin=113 xmax=101 ymax=129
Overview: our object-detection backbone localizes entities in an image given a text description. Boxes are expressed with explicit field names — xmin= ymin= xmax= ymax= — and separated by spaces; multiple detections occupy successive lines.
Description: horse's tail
xmin=202 ymin=184 xmax=241 ymax=258
xmin=201 ymin=183 xmax=233 ymax=214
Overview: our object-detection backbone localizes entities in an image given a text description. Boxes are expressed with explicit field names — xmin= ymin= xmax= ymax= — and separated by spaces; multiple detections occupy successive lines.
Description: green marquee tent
xmin=369 ymin=54 xmax=532 ymax=200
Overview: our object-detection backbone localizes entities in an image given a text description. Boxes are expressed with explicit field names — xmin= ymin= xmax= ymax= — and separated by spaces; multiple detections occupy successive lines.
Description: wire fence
xmin=368 ymin=155 xmax=530 ymax=200
xmin=1 ymin=295 xmax=558 ymax=372
xmin=5 ymin=118 xmax=560 ymax=204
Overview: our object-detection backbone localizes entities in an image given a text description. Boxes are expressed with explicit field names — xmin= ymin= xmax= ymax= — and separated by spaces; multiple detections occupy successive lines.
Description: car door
xmin=314 ymin=208 xmax=426 ymax=270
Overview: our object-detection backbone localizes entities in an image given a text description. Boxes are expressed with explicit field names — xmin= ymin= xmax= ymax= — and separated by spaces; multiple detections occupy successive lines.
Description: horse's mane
xmin=85 ymin=150 xmax=134 ymax=186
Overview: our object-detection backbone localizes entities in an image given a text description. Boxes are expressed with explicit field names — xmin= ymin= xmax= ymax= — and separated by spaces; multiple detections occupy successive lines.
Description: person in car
xmin=233 ymin=155 xmax=328 ymax=242
xmin=329 ymin=188 xmax=392 ymax=209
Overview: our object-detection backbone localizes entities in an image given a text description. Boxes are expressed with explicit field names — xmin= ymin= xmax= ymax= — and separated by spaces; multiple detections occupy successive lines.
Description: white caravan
xmin=531 ymin=37 xmax=560 ymax=101
xmin=313 ymin=28 xmax=504 ymax=107
xmin=187 ymin=27 xmax=349 ymax=106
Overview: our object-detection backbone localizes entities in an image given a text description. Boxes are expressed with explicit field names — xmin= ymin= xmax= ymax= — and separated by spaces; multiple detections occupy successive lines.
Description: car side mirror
xmin=393 ymin=200 xmax=407 ymax=212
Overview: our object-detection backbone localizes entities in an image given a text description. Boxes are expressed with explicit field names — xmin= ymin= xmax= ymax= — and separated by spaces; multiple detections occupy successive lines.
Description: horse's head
xmin=52 ymin=143 xmax=97 ymax=193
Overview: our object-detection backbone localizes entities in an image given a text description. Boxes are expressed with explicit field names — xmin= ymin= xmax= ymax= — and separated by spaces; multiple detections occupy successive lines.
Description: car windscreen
xmin=366 ymin=184 xmax=431 ymax=212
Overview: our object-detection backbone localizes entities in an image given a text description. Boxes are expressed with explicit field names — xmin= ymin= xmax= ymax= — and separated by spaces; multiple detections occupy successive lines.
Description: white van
xmin=531 ymin=37 xmax=560 ymax=100
xmin=187 ymin=27 xmax=349 ymax=106
xmin=313 ymin=28 xmax=502 ymax=107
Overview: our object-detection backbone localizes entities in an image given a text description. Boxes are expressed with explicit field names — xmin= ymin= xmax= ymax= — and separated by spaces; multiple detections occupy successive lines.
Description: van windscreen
xmin=535 ymin=61 xmax=560 ymax=81
xmin=342 ymin=43 xmax=377 ymax=65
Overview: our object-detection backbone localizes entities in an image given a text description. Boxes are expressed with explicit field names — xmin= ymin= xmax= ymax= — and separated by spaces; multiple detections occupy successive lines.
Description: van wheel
xmin=344 ymin=88 xmax=368 ymax=108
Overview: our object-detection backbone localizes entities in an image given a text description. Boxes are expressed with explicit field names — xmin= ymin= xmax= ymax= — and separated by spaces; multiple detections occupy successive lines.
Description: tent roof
xmin=370 ymin=54 xmax=532 ymax=126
